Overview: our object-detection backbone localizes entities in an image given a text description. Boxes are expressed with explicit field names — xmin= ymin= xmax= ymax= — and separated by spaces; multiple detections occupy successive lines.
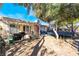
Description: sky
xmin=0 ymin=3 xmax=28 ymax=20
xmin=0 ymin=3 xmax=49 ymax=26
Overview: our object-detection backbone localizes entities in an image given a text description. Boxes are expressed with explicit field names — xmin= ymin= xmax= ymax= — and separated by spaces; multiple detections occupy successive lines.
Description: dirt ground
xmin=6 ymin=35 xmax=78 ymax=56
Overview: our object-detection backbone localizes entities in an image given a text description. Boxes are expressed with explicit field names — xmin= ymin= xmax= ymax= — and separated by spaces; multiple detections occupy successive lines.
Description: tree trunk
xmin=49 ymin=22 xmax=59 ymax=39
xmin=53 ymin=28 xmax=59 ymax=39
xmin=71 ymin=22 xmax=74 ymax=37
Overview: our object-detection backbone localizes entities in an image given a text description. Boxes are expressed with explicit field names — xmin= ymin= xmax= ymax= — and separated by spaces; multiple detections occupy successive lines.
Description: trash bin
xmin=8 ymin=34 xmax=13 ymax=44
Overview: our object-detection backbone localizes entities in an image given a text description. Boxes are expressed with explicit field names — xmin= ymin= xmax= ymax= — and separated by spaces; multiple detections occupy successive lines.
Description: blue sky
xmin=0 ymin=3 xmax=49 ymax=25
xmin=0 ymin=3 xmax=39 ymax=22
xmin=0 ymin=3 xmax=28 ymax=20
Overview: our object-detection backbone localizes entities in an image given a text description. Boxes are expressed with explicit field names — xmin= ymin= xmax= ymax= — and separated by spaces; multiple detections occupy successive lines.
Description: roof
xmin=0 ymin=16 xmax=27 ymax=24
xmin=39 ymin=19 xmax=49 ymax=26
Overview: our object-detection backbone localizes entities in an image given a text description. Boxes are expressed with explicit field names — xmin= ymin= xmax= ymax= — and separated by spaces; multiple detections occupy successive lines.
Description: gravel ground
xmin=41 ymin=35 xmax=78 ymax=56
xmin=6 ymin=35 xmax=78 ymax=56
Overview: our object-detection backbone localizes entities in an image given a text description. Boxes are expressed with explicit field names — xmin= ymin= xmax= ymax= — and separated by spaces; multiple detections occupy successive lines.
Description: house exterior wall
xmin=17 ymin=22 xmax=40 ymax=38
xmin=17 ymin=24 xmax=24 ymax=32
xmin=34 ymin=24 xmax=39 ymax=37
xmin=27 ymin=23 xmax=39 ymax=38
xmin=0 ymin=16 xmax=40 ymax=38
xmin=0 ymin=21 xmax=10 ymax=39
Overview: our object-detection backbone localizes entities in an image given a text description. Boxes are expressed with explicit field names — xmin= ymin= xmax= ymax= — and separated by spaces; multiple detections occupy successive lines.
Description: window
xmin=25 ymin=26 xmax=29 ymax=32
xmin=10 ymin=24 xmax=16 ymax=27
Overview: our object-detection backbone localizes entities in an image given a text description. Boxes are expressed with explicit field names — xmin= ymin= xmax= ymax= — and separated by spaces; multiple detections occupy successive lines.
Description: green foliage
xmin=18 ymin=3 xmax=79 ymax=27
xmin=32 ymin=4 xmax=61 ymax=22
xmin=32 ymin=4 xmax=79 ymax=24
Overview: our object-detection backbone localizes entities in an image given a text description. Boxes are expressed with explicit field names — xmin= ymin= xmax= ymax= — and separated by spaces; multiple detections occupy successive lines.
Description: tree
xmin=18 ymin=3 xmax=79 ymax=38
xmin=32 ymin=3 xmax=61 ymax=39
xmin=58 ymin=3 xmax=79 ymax=36
xmin=18 ymin=3 xmax=31 ymax=15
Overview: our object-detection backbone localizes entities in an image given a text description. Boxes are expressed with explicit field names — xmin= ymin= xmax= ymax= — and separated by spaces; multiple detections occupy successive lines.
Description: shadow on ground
xmin=30 ymin=36 xmax=45 ymax=56
xmin=7 ymin=39 xmax=26 ymax=56
xmin=64 ymin=36 xmax=79 ymax=55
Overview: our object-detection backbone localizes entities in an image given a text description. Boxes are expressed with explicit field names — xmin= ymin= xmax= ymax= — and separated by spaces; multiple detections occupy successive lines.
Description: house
xmin=0 ymin=17 xmax=25 ymax=33
xmin=0 ymin=4 xmax=40 ymax=39
xmin=0 ymin=16 xmax=40 ymax=38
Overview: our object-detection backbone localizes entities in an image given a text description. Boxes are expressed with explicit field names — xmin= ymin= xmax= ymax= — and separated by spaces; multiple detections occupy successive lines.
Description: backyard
xmin=6 ymin=35 xmax=78 ymax=56
xmin=0 ymin=3 xmax=79 ymax=56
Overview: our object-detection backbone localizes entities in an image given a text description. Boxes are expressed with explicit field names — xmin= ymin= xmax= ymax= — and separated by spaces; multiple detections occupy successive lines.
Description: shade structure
xmin=25 ymin=15 xmax=39 ymax=23
xmin=39 ymin=19 xmax=49 ymax=26
xmin=26 ymin=15 xmax=49 ymax=26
